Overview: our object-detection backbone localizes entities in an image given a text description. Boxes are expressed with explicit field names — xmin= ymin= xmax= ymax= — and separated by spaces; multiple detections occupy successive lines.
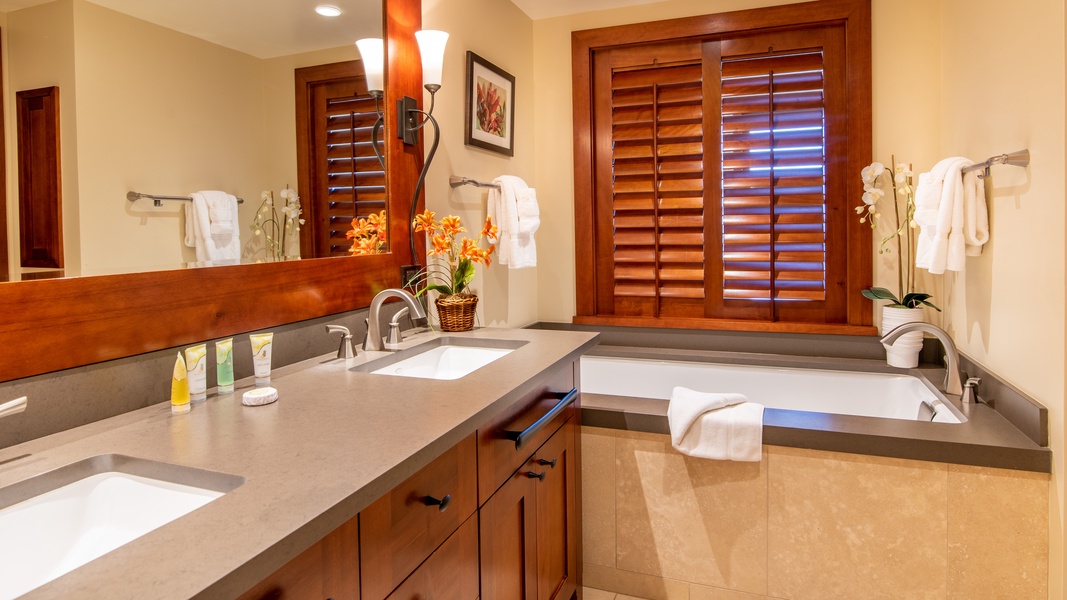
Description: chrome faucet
xmin=880 ymin=322 xmax=963 ymax=396
xmin=0 ymin=397 xmax=27 ymax=420
xmin=364 ymin=288 xmax=428 ymax=352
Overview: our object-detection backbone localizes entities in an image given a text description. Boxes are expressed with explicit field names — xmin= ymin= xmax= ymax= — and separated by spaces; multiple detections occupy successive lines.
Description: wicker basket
xmin=435 ymin=294 xmax=479 ymax=331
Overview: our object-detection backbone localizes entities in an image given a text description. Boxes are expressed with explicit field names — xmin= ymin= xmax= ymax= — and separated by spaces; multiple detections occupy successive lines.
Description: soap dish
xmin=242 ymin=387 xmax=278 ymax=407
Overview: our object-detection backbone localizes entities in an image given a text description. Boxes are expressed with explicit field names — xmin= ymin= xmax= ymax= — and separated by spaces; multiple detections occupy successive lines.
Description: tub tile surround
xmin=582 ymin=427 xmax=1050 ymax=600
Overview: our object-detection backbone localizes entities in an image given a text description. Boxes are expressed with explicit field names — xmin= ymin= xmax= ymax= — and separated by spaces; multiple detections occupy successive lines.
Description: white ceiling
xmin=508 ymin=0 xmax=664 ymax=20
xmin=0 ymin=0 xmax=383 ymax=59
xmin=0 ymin=0 xmax=668 ymax=56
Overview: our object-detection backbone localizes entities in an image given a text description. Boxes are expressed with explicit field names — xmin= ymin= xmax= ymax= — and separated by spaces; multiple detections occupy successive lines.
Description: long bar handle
xmin=502 ymin=388 xmax=578 ymax=450
xmin=127 ymin=191 xmax=245 ymax=207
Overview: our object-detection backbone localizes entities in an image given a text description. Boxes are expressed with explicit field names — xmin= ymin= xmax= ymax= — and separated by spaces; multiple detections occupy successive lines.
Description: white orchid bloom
xmin=280 ymin=188 xmax=295 ymax=201
xmin=260 ymin=191 xmax=271 ymax=201
xmin=860 ymin=162 xmax=884 ymax=185
xmin=862 ymin=188 xmax=884 ymax=205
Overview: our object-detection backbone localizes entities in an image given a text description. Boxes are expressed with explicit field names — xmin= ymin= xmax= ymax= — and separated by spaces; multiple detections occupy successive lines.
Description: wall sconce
xmin=356 ymin=31 xmax=449 ymax=265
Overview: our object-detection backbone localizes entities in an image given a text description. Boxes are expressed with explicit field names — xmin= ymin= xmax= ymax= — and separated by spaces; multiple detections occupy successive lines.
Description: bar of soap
xmin=242 ymin=387 xmax=278 ymax=406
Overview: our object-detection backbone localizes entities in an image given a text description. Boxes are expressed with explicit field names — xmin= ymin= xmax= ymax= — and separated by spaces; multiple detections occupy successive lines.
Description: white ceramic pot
xmin=880 ymin=306 xmax=925 ymax=368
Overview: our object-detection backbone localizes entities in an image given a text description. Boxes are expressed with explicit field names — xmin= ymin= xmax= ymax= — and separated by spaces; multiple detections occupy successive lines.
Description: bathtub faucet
xmin=880 ymin=323 xmax=963 ymax=396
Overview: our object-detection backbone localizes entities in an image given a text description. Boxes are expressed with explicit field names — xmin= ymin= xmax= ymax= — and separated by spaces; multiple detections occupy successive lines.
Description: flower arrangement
xmin=347 ymin=210 xmax=387 ymax=255
xmin=250 ymin=186 xmax=303 ymax=261
xmin=407 ymin=210 xmax=497 ymax=297
xmin=856 ymin=158 xmax=939 ymax=311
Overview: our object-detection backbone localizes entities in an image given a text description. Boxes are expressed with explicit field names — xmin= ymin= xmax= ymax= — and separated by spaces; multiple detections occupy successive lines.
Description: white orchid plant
xmin=250 ymin=186 xmax=304 ymax=261
xmin=856 ymin=158 xmax=939 ymax=311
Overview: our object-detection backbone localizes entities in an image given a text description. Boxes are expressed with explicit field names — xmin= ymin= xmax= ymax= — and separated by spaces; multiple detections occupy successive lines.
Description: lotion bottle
xmin=171 ymin=353 xmax=190 ymax=414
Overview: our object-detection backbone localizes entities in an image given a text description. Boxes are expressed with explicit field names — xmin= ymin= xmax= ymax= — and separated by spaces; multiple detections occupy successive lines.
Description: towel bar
xmin=127 ymin=191 xmax=245 ymax=208
xmin=449 ymin=175 xmax=500 ymax=190
xmin=961 ymin=149 xmax=1029 ymax=179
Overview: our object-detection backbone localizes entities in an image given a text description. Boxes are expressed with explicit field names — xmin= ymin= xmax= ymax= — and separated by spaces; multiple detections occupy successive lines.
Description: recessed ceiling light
xmin=315 ymin=5 xmax=342 ymax=17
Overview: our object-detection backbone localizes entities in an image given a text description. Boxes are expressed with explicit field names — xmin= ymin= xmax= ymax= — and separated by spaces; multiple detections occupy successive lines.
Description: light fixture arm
xmin=370 ymin=93 xmax=386 ymax=170
xmin=404 ymin=89 xmax=440 ymax=266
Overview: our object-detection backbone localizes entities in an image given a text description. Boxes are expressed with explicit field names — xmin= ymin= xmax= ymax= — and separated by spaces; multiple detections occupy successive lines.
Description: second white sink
xmin=0 ymin=455 xmax=243 ymax=600
xmin=355 ymin=337 xmax=527 ymax=380
xmin=372 ymin=345 xmax=514 ymax=380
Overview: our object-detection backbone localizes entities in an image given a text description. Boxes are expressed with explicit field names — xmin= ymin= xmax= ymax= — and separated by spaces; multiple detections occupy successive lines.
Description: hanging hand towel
xmin=488 ymin=175 xmax=538 ymax=268
xmin=667 ymin=386 xmax=764 ymax=462
xmin=914 ymin=157 xmax=987 ymax=274
xmin=184 ymin=191 xmax=241 ymax=262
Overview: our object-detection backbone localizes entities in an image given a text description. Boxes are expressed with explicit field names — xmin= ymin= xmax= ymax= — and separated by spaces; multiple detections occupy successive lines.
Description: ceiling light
xmin=315 ymin=5 xmax=342 ymax=17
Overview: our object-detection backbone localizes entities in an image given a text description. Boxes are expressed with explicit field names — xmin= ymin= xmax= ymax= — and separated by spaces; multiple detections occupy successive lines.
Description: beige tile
xmin=584 ymin=586 xmax=618 ymax=600
xmin=584 ymin=563 xmax=690 ymax=600
xmin=767 ymin=446 xmax=948 ymax=600
xmin=690 ymin=583 xmax=779 ymax=600
xmin=583 ymin=426 xmax=617 ymax=567
xmin=614 ymin=431 xmax=767 ymax=594
xmin=947 ymin=464 xmax=1049 ymax=600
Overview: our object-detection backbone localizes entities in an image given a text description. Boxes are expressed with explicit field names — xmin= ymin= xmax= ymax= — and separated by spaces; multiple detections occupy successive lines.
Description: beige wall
xmin=526 ymin=0 xmax=1063 ymax=596
xmin=7 ymin=0 xmax=80 ymax=274
xmin=2 ymin=0 xmax=359 ymax=275
xmin=423 ymin=0 xmax=538 ymax=328
xmin=938 ymin=2 xmax=1066 ymax=598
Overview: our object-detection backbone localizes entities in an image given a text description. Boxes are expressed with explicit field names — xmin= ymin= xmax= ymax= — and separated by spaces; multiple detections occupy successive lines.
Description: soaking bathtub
xmin=580 ymin=354 xmax=964 ymax=424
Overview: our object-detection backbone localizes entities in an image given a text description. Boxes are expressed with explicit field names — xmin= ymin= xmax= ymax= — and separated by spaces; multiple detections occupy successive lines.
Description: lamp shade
xmin=415 ymin=30 xmax=449 ymax=88
xmin=355 ymin=38 xmax=385 ymax=94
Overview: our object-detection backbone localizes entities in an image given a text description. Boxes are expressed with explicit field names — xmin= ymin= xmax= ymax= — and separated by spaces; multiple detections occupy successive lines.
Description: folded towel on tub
xmin=667 ymin=386 xmax=764 ymax=462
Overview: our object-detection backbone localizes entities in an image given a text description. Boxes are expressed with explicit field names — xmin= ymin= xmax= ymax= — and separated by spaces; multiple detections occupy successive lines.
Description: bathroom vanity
xmin=0 ymin=327 xmax=597 ymax=599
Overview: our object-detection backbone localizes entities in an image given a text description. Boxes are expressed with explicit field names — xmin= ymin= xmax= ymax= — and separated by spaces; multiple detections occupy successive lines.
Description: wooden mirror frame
xmin=0 ymin=0 xmax=424 ymax=383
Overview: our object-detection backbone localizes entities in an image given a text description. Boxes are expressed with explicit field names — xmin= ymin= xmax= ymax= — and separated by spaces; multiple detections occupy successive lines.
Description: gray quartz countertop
xmin=0 ymin=327 xmax=599 ymax=600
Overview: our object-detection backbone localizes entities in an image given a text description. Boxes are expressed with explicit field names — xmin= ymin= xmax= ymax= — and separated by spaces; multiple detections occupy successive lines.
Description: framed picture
xmin=464 ymin=51 xmax=515 ymax=156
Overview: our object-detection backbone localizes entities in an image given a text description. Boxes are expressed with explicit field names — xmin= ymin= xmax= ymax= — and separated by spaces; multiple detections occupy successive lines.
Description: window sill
xmin=572 ymin=315 xmax=877 ymax=337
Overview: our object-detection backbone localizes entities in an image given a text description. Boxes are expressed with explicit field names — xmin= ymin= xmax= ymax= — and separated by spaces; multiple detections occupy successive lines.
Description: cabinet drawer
xmin=360 ymin=434 xmax=477 ymax=600
xmin=478 ymin=361 xmax=577 ymax=504
xmin=384 ymin=515 xmax=479 ymax=600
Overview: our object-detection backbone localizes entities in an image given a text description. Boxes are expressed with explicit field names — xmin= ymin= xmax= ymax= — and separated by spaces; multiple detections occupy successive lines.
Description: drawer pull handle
xmin=538 ymin=458 xmax=557 ymax=469
xmin=423 ymin=494 xmax=452 ymax=512
xmin=503 ymin=388 xmax=578 ymax=450
xmin=525 ymin=471 xmax=546 ymax=481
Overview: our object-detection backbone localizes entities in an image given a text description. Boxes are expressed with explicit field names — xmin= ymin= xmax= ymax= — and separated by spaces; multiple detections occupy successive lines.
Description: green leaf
xmin=421 ymin=283 xmax=454 ymax=298
xmin=452 ymin=258 xmax=475 ymax=294
xmin=861 ymin=287 xmax=900 ymax=303
xmin=919 ymin=299 xmax=941 ymax=312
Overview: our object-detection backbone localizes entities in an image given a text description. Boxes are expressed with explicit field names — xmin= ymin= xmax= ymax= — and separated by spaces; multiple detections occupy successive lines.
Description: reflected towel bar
xmin=960 ymin=149 xmax=1029 ymax=179
xmin=449 ymin=175 xmax=500 ymax=190
xmin=127 ymin=191 xmax=245 ymax=208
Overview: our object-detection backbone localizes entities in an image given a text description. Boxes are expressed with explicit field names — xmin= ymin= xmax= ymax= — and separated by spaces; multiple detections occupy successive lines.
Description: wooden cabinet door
xmin=237 ymin=516 xmax=359 ymax=600
xmin=533 ymin=418 xmax=578 ymax=600
xmin=384 ymin=515 xmax=480 ymax=600
xmin=480 ymin=466 xmax=538 ymax=600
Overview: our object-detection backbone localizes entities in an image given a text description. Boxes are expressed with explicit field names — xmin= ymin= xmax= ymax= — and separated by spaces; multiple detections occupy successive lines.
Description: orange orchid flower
xmin=480 ymin=216 xmax=499 ymax=241
xmin=413 ymin=210 xmax=437 ymax=234
xmin=440 ymin=215 xmax=466 ymax=236
xmin=430 ymin=233 xmax=451 ymax=256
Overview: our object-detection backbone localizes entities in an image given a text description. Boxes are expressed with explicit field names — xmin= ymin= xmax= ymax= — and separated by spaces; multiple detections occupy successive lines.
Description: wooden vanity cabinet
xmin=236 ymin=515 xmax=359 ymax=600
xmin=480 ymin=417 xmax=579 ymax=600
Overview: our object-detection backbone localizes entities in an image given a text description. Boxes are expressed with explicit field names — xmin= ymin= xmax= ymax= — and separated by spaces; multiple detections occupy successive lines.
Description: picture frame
xmin=464 ymin=51 xmax=515 ymax=156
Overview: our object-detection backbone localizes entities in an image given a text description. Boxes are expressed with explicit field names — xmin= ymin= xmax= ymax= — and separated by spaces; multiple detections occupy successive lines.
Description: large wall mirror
xmin=1 ymin=0 xmax=385 ymax=281
xmin=0 ymin=0 xmax=425 ymax=382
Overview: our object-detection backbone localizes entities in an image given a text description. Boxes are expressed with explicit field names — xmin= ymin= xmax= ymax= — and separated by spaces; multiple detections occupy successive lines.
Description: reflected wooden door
xmin=295 ymin=61 xmax=385 ymax=259
xmin=16 ymin=86 xmax=62 ymax=270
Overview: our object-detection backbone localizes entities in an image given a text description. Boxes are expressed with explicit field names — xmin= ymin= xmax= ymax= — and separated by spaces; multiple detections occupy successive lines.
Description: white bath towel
xmin=203 ymin=190 xmax=236 ymax=236
xmin=184 ymin=191 xmax=241 ymax=262
xmin=488 ymin=175 xmax=538 ymax=269
xmin=667 ymin=386 xmax=764 ymax=462
xmin=914 ymin=157 xmax=987 ymax=274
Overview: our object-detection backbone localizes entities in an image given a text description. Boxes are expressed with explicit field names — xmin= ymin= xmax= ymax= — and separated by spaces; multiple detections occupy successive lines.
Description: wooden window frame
xmin=572 ymin=0 xmax=874 ymax=335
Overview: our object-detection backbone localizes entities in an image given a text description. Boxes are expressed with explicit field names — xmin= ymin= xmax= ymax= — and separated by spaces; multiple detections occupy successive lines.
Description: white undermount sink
xmin=357 ymin=337 xmax=527 ymax=380
xmin=0 ymin=455 xmax=243 ymax=599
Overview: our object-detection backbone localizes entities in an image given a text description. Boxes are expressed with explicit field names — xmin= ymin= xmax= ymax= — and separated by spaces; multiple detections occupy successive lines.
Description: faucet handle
xmin=325 ymin=324 xmax=356 ymax=359
xmin=962 ymin=377 xmax=982 ymax=405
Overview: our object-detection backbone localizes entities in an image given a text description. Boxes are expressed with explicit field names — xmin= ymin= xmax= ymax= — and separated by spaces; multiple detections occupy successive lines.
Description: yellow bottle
xmin=171 ymin=352 xmax=190 ymax=414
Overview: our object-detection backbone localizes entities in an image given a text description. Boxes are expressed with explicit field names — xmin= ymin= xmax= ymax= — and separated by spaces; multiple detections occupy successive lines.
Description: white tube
xmin=185 ymin=344 xmax=208 ymax=403
xmin=250 ymin=333 xmax=273 ymax=387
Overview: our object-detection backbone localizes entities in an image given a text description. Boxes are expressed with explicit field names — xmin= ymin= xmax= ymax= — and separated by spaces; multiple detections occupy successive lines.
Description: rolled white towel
xmin=667 ymin=386 xmax=764 ymax=462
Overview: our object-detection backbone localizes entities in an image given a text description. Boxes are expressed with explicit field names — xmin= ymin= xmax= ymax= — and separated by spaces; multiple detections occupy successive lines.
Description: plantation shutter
xmin=594 ymin=41 xmax=709 ymax=319
xmin=588 ymin=26 xmax=849 ymax=325
xmin=297 ymin=62 xmax=386 ymax=259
